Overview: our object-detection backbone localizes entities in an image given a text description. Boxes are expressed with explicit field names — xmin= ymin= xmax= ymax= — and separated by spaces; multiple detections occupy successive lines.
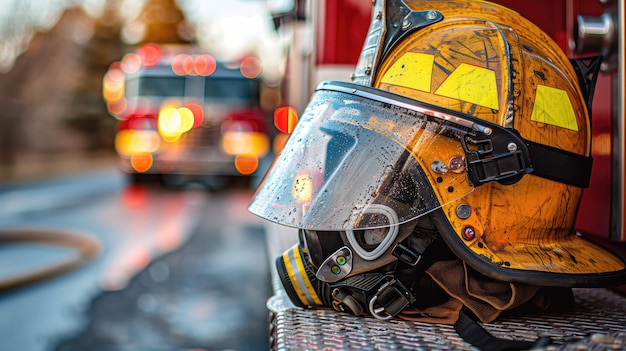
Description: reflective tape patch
xmin=285 ymin=247 xmax=323 ymax=306
xmin=530 ymin=85 xmax=578 ymax=131
xmin=435 ymin=63 xmax=499 ymax=110
xmin=380 ymin=52 xmax=434 ymax=92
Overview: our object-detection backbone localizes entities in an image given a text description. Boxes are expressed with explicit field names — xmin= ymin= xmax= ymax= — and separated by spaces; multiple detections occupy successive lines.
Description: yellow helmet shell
xmin=371 ymin=0 xmax=625 ymax=286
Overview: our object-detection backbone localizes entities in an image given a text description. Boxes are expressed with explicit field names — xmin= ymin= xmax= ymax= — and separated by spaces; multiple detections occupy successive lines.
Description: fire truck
xmin=264 ymin=0 xmax=626 ymax=349
xmin=103 ymin=43 xmax=277 ymax=185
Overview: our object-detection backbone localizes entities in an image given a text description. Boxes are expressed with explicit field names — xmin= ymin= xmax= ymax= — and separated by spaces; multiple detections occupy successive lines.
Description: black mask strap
xmin=455 ymin=308 xmax=553 ymax=351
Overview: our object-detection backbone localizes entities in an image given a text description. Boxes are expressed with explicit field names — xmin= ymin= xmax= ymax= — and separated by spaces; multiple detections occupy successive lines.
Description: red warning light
xmin=195 ymin=54 xmax=217 ymax=76
xmin=185 ymin=103 xmax=205 ymax=128
xmin=274 ymin=106 xmax=298 ymax=133
xmin=137 ymin=44 xmax=162 ymax=67
xmin=240 ymin=56 xmax=262 ymax=78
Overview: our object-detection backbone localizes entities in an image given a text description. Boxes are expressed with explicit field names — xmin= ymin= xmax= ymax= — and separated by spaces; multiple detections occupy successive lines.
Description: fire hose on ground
xmin=0 ymin=228 xmax=101 ymax=291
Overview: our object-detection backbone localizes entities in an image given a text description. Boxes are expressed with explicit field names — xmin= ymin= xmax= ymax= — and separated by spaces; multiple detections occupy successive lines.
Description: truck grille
xmin=182 ymin=124 xmax=221 ymax=149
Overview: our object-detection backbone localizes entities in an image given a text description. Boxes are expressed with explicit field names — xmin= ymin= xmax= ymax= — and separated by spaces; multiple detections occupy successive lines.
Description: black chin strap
xmin=455 ymin=309 xmax=553 ymax=351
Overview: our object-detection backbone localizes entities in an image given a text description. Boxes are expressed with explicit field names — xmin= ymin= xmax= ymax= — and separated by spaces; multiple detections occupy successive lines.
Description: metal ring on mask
xmin=368 ymin=295 xmax=394 ymax=320
xmin=346 ymin=204 xmax=400 ymax=261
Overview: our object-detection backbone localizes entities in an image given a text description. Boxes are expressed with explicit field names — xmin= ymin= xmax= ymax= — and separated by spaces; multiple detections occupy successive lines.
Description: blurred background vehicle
xmin=0 ymin=0 xmax=287 ymax=187
xmin=104 ymin=0 xmax=286 ymax=186
xmin=104 ymin=44 xmax=276 ymax=185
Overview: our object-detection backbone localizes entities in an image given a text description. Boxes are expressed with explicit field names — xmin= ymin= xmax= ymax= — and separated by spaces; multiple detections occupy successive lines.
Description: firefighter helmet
xmin=362 ymin=0 xmax=626 ymax=285
xmin=249 ymin=0 xmax=626 ymax=325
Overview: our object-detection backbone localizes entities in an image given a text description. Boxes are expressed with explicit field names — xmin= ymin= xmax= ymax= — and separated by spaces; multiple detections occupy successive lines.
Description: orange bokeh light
xmin=107 ymin=98 xmax=127 ymax=116
xmin=185 ymin=103 xmax=205 ymax=128
xmin=172 ymin=54 xmax=196 ymax=76
xmin=182 ymin=55 xmax=194 ymax=75
xmin=194 ymin=54 xmax=217 ymax=76
xmin=130 ymin=154 xmax=153 ymax=173
xmin=234 ymin=156 xmax=259 ymax=175
xmin=222 ymin=131 xmax=269 ymax=157
xmin=121 ymin=53 xmax=142 ymax=73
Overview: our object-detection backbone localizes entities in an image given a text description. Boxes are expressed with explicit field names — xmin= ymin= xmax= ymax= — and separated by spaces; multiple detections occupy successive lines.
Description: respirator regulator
xmin=275 ymin=221 xmax=442 ymax=320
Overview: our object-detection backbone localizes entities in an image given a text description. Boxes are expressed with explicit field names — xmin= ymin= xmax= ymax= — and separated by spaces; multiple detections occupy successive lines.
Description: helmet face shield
xmin=247 ymin=81 xmax=533 ymax=231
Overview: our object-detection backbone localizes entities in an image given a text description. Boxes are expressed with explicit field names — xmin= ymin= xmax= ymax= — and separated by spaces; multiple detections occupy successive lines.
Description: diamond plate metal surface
xmin=265 ymin=224 xmax=626 ymax=351
xmin=269 ymin=288 xmax=626 ymax=350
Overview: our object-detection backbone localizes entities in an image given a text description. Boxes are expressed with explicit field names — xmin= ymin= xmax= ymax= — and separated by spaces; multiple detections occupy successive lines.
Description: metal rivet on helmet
xmin=456 ymin=204 xmax=471 ymax=220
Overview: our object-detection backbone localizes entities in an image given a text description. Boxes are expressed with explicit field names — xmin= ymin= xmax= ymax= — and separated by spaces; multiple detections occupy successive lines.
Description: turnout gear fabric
xmin=400 ymin=259 xmax=571 ymax=325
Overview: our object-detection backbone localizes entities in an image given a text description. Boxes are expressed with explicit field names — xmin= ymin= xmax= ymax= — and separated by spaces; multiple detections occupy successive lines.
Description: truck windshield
xmin=127 ymin=76 xmax=186 ymax=97
xmin=205 ymin=78 xmax=259 ymax=105
xmin=125 ymin=75 xmax=259 ymax=106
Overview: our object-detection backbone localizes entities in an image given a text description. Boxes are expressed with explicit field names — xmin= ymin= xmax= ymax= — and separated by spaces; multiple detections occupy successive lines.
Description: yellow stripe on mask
xmin=282 ymin=251 xmax=310 ymax=306
xmin=291 ymin=247 xmax=323 ymax=306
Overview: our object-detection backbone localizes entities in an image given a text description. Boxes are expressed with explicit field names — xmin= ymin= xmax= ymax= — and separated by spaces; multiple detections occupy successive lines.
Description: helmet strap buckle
xmin=368 ymin=279 xmax=415 ymax=320
xmin=331 ymin=288 xmax=364 ymax=316
xmin=392 ymin=242 xmax=422 ymax=266
xmin=462 ymin=132 xmax=530 ymax=185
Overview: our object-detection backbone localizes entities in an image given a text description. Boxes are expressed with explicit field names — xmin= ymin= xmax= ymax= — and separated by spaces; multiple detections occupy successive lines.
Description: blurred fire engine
xmin=279 ymin=0 xmax=625 ymax=255
xmin=103 ymin=43 xmax=277 ymax=184
xmin=100 ymin=0 xmax=287 ymax=185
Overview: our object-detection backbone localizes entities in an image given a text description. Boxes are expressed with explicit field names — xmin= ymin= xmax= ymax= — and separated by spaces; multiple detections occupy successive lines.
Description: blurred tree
xmin=0 ymin=2 xmax=130 ymax=177
xmin=64 ymin=0 xmax=126 ymax=152
xmin=0 ymin=0 xmax=194 ymax=177
xmin=0 ymin=0 xmax=31 ymax=170
xmin=124 ymin=0 xmax=194 ymax=44
xmin=0 ymin=8 xmax=98 ymax=172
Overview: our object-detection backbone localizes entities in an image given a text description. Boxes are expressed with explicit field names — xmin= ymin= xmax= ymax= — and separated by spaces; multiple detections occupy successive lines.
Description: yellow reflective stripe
xmin=282 ymin=251 xmax=310 ymax=306
xmin=530 ymin=84 xmax=579 ymax=131
xmin=291 ymin=247 xmax=323 ymax=305
xmin=435 ymin=63 xmax=499 ymax=110
xmin=283 ymin=248 xmax=323 ymax=306
xmin=380 ymin=52 xmax=434 ymax=92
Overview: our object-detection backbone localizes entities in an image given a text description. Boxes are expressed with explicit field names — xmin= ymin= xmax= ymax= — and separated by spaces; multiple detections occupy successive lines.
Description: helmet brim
xmin=433 ymin=209 xmax=626 ymax=287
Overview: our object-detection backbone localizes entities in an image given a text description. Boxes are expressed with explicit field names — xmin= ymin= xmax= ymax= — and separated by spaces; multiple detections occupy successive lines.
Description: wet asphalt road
xmin=0 ymin=168 xmax=271 ymax=351
xmin=53 ymin=211 xmax=270 ymax=351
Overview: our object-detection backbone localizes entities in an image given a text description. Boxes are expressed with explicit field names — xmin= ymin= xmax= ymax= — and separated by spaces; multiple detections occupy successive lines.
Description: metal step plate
xmin=265 ymin=224 xmax=626 ymax=351
xmin=269 ymin=287 xmax=626 ymax=350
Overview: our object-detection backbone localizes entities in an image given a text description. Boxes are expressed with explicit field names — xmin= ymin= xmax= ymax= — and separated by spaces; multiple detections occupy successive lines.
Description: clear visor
xmin=249 ymin=82 xmax=484 ymax=231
